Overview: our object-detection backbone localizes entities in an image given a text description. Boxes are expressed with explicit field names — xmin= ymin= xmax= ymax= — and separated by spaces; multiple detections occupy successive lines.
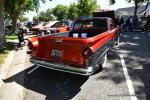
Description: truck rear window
xmin=73 ymin=20 xmax=107 ymax=30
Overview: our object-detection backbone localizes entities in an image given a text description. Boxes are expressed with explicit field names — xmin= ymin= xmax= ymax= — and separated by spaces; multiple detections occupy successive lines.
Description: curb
xmin=0 ymin=50 xmax=15 ymax=87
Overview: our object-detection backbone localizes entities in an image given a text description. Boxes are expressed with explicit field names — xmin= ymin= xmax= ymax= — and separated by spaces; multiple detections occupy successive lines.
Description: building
xmin=116 ymin=5 xmax=150 ymax=17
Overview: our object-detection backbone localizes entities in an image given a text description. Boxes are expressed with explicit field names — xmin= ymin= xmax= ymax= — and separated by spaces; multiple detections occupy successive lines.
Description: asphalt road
xmin=0 ymin=32 xmax=150 ymax=100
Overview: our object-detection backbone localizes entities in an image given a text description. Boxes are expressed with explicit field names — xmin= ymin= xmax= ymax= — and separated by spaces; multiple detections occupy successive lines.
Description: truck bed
xmin=47 ymin=29 xmax=107 ymax=38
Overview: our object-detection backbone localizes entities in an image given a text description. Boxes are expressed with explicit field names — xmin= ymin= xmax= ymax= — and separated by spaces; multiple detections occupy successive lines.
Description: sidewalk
xmin=0 ymin=46 xmax=27 ymax=100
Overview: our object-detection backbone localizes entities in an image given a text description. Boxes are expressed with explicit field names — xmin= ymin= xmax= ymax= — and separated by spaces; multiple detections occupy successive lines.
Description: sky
xmin=25 ymin=0 xmax=134 ymax=21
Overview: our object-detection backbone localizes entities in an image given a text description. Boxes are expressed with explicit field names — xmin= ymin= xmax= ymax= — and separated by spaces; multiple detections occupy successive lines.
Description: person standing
xmin=17 ymin=28 xmax=25 ymax=47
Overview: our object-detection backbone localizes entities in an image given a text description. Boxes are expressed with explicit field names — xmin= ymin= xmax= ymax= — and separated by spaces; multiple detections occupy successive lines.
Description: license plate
xmin=51 ymin=50 xmax=62 ymax=58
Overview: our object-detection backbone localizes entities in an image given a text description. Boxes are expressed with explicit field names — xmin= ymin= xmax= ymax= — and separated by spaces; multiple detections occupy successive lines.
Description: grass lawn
xmin=0 ymin=50 xmax=9 ymax=65
xmin=5 ymin=34 xmax=18 ymax=40
xmin=0 ymin=43 xmax=16 ymax=66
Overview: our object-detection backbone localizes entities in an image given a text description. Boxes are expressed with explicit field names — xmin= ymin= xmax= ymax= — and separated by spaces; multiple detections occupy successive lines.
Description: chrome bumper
xmin=30 ymin=57 xmax=98 ymax=76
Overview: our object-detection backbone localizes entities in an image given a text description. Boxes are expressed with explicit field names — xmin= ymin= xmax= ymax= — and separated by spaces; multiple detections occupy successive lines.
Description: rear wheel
xmin=93 ymin=53 xmax=108 ymax=75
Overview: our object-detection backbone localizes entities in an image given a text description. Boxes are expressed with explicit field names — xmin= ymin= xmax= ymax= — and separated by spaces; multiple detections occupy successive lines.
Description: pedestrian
xmin=119 ymin=16 xmax=125 ymax=31
xmin=17 ymin=28 xmax=25 ymax=47
xmin=143 ymin=17 xmax=150 ymax=31
xmin=125 ymin=16 xmax=133 ymax=31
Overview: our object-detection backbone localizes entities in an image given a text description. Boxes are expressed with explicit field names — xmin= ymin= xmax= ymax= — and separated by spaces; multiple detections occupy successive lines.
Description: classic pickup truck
xmin=29 ymin=17 xmax=120 ymax=75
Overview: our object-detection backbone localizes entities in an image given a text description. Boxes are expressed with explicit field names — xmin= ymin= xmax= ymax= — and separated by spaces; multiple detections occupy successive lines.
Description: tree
xmin=109 ymin=0 xmax=150 ymax=28
xmin=4 ymin=0 xmax=45 ymax=33
xmin=109 ymin=0 xmax=150 ymax=18
xmin=126 ymin=0 xmax=150 ymax=18
xmin=0 ymin=0 xmax=45 ymax=49
xmin=38 ymin=11 xmax=47 ymax=21
xmin=77 ymin=0 xmax=98 ymax=17
xmin=33 ymin=9 xmax=56 ymax=22
xmin=46 ymin=8 xmax=52 ymax=16
xmin=46 ymin=8 xmax=56 ymax=21
xmin=0 ymin=0 xmax=5 ymax=49
xmin=33 ymin=16 xmax=39 ymax=21
xmin=19 ymin=16 xmax=29 ymax=22
xmin=52 ymin=5 xmax=68 ymax=21
xmin=67 ymin=3 xmax=79 ymax=19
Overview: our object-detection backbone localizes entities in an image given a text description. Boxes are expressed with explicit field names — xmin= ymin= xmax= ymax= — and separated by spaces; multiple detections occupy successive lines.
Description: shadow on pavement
xmin=120 ymin=32 xmax=150 ymax=100
xmin=141 ymin=63 xmax=150 ymax=100
xmin=3 ymin=65 xmax=89 ymax=100
xmin=94 ymin=32 xmax=150 ymax=100
xmin=6 ymin=41 xmax=22 ymax=51
xmin=6 ymin=42 xmax=18 ymax=50
xmin=96 ymin=49 xmax=126 ymax=84
xmin=128 ymin=63 xmax=150 ymax=100
xmin=115 ymin=32 xmax=150 ymax=99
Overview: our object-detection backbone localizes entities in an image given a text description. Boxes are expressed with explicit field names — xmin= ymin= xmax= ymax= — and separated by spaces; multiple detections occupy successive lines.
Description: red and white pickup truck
xmin=29 ymin=17 xmax=120 ymax=75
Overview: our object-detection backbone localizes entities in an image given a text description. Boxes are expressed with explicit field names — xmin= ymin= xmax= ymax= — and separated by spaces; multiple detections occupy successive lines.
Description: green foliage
xmin=45 ymin=8 xmax=56 ymax=21
xmin=52 ymin=5 xmax=68 ymax=21
xmin=0 ymin=49 xmax=9 ymax=65
xmin=67 ymin=3 xmax=79 ymax=19
xmin=33 ymin=0 xmax=99 ymax=21
xmin=34 ymin=8 xmax=56 ymax=21
xmin=46 ymin=8 xmax=52 ymax=15
xmin=33 ymin=16 xmax=38 ymax=21
xmin=38 ymin=11 xmax=47 ymax=21
xmin=4 ymin=0 xmax=46 ymax=33
xmin=24 ymin=0 xmax=46 ymax=12
xmin=19 ymin=16 xmax=29 ymax=22
xmin=4 ymin=0 xmax=46 ymax=17
xmin=5 ymin=34 xmax=18 ymax=40
xmin=77 ymin=0 xmax=98 ymax=17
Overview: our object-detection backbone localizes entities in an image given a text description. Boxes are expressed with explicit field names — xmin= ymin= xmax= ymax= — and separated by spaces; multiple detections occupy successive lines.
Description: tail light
xmin=56 ymin=29 xmax=59 ymax=33
xmin=83 ymin=48 xmax=92 ymax=58
xmin=28 ymin=42 xmax=33 ymax=50
xmin=28 ymin=41 xmax=38 ymax=50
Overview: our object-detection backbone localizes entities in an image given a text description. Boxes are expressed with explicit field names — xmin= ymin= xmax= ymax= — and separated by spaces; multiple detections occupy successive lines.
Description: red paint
xmin=30 ymin=18 xmax=119 ymax=68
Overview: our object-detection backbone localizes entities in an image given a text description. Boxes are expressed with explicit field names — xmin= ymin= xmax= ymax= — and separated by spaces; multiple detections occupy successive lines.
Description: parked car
xmin=50 ymin=21 xmax=70 ymax=33
xmin=42 ymin=21 xmax=58 ymax=29
xmin=5 ymin=24 xmax=13 ymax=34
xmin=27 ymin=27 xmax=66 ymax=50
xmin=29 ymin=16 xmax=120 ymax=75
xmin=29 ymin=22 xmax=44 ymax=31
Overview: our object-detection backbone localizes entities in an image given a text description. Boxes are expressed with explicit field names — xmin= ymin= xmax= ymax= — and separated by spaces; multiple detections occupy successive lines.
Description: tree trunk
xmin=134 ymin=1 xmax=138 ymax=19
xmin=11 ymin=15 xmax=17 ymax=34
xmin=0 ymin=0 xmax=6 ymax=50
xmin=134 ymin=1 xmax=138 ymax=29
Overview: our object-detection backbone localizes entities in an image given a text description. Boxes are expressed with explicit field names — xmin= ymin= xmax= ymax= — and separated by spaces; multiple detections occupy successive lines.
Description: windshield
xmin=73 ymin=19 xmax=107 ymax=30
xmin=51 ymin=22 xmax=64 ymax=27
xmin=42 ymin=22 xmax=48 ymax=26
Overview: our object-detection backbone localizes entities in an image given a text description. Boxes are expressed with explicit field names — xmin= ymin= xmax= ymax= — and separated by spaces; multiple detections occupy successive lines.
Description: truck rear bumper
xmin=30 ymin=57 xmax=99 ymax=76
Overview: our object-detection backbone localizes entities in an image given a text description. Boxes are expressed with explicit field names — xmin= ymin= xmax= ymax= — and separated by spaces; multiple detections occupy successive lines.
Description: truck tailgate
xmin=35 ymin=36 xmax=88 ymax=66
